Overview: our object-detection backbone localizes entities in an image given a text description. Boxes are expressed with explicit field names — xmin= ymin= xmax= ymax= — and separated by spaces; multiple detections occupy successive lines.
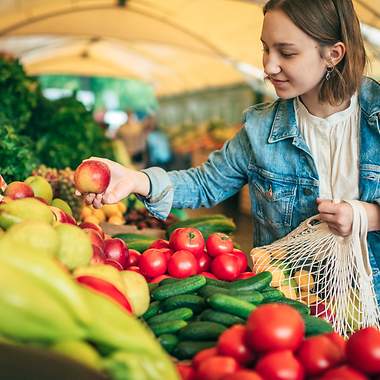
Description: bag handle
xmin=344 ymin=199 xmax=371 ymax=276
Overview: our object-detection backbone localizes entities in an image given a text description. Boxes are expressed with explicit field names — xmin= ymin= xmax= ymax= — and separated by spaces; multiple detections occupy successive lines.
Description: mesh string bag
xmin=250 ymin=200 xmax=380 ymax=338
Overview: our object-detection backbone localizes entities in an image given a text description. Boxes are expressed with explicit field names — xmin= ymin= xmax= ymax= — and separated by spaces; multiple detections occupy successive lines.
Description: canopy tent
xmin=0 ymin=0 xmax=379 ymax=96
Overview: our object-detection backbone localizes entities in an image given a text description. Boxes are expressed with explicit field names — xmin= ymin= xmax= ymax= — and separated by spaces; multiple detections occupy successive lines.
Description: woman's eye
xmin=281 ymin=52 xmax=296 ymax=57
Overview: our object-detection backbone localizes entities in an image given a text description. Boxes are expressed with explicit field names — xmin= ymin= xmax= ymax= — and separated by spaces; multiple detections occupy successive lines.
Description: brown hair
xmin=263 ymin=0 xmax=367 ymax=105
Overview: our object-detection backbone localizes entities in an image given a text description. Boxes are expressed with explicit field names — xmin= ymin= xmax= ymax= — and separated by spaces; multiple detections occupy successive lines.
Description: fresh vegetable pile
xmin=176 ymin=305 xmax=380 ymax=380
xmin=142 ymin=272 xmax=333 ymax=362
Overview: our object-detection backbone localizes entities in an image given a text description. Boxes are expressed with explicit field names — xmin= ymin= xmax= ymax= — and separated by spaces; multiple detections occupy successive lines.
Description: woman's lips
xmin=270 ymin=78 xmax=289 ymax=87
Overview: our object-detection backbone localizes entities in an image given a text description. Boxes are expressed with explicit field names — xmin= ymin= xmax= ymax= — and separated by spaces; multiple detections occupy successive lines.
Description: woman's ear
xmin=326 ymin=42 xmax=346 ymax=66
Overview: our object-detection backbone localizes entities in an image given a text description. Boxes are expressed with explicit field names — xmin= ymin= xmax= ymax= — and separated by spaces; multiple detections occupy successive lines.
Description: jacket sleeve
xmin=140 ymin=127 xmax=252 ymax=219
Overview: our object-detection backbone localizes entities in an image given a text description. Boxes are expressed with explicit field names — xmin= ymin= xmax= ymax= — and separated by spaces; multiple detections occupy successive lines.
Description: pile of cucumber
xmin=142 ymin=272 xmax=333 ymax=360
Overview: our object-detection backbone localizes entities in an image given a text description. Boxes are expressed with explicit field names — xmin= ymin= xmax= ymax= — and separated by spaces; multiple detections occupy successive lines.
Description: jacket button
xmin=303 ymin=188 xmax=313 ymax=196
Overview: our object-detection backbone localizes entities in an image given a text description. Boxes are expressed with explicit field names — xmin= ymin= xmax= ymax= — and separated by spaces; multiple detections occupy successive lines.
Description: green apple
xmin=55 ymin=224 xmax=92 ymax=270
xmin=24 ymin=176 xmax=53 ymax=204
xmin=50 ymin=340 xmax=103 ymax=371
xmin=51 ymin=198 xmax=73 ymax=216
xmin=120 ymin=270 xmax=150 ymax=316
xmin=73 ymin=264 xmax=126 ymax=296
xmin=6 ymin=220 xmax=59 ymax=257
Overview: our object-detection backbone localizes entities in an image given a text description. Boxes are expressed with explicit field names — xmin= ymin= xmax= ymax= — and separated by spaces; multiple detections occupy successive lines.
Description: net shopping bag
xmin=250 ymin=200 xmax=380 ymax=337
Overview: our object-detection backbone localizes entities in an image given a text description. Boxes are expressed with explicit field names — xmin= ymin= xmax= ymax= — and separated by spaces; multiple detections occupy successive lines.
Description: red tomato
xmin=325 ymin=332 xmax=346 ymax=359
xmin=255 ymin=350 xmax=304 ymax=380
xmin=149 ymin=239 xmax=171 ymax=249
xmin=319 ymin=365 xmax=369 ymax=380
xmin=211 ymin=254 xmax=240 ymax=281
xmin=232 ymin=248 xmax=248 ymax=272
xmin=238 ymin=272 xmax=256 ymax=280
xmin=198 ymin=251 xmax=211 ymax=273
xmin=222 ymin=370 xmax=263 ymax=380
xmin=246 ymin=304 xmax=305 ymax=352
xmin=176 ymin=363 xmax=196 ymax=380
xmin=126 ymin=249 xmax=141 ymax=267
xmin=346 ymin=327 xmax=380 ymax=374
xmin=169 ymin=228 xmax=205 ymax=257
xmin=149 ymin=274 xmax=172 ymax=283
xmin=157 ymin=247 xmax=173 ymax=261
xmin=196 ymin=356 xmax=239 ymax=380
xmin=192 ymin=347 xmax=218 ymax=370
xmin=168 ymin=250 xmax=198 ymax=278
xmin=139 ymin=248 xmax=167 ymax=278
xmin=217 ymin=325 xmax=254 ymax=365
xmin=200 ymin=271 xmax=217 ymax=279
xmin=297 ymin=335 xmax=344 ymax=376
xmin=206 ymin=233 xmax=234 ymax=257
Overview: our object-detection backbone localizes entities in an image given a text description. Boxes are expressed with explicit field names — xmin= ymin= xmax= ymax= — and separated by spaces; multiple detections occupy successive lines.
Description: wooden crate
xmin=239 ymin=185 xmax=251 ymax=215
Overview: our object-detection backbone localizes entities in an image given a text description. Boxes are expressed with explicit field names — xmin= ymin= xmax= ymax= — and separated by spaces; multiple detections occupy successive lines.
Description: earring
xmin=325 ymin=66 xmax=334 ymax=81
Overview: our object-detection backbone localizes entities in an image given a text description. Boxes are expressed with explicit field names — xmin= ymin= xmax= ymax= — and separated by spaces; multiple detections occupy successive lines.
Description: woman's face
xmin=261 ymin=9 xmax=328 ymax=99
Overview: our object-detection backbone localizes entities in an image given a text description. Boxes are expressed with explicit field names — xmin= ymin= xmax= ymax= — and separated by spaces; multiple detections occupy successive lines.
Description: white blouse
xmin=295 ymin=94 xmax=360 ymax=201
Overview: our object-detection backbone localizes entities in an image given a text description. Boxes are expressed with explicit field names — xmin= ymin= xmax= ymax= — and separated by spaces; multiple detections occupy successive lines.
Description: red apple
xmin=149 ymin=239 xmax=171 ymax=249
xmin=74 ymin=160 xmax=111 ymax=194
xmin=91 ymin=245 xmax=105 ymax=265
xmin=126 ymin=249 xmax=141 ymax=267
xmin=5 ymin=181 xmax=34 ymax=199
xmin=83 ymin=228 xmax=104 ymax=250
xmin=103 ymin=238 xmax=129 ymax=269
xmin=50 ymin=206 xmax=77 ymax=225
xmin=127 ymin=266 xmax=141 ymax=274
xmin=79 ymin=222 xmax=105 ymax=239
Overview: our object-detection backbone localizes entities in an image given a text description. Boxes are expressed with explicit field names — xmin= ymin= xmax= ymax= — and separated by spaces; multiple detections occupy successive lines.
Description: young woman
xmin=81 ymin=0 xmax=380 ymax=299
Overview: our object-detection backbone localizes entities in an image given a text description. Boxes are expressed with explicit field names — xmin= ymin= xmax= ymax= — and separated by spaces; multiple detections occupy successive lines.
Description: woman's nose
xmin=263 ymin=53 xmax=281 ymax=76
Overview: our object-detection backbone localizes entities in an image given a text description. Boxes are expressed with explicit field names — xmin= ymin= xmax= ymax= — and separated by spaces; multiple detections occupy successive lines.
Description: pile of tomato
xmin=177 ymin=303 xmax=380 ymax=380
xmin=127 ymin=228 xmax=253 ymax=282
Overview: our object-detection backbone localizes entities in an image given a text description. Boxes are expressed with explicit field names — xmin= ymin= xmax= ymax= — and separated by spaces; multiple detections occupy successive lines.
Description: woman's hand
xmin=75 ymin=157 xmax=150 ymax=209
xmin=316 ymin=198 xmax=353 ymax=236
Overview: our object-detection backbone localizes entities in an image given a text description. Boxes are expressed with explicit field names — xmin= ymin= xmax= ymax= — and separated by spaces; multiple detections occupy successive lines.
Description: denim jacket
xmin=142 ymin=77 xmax=380 ymax=297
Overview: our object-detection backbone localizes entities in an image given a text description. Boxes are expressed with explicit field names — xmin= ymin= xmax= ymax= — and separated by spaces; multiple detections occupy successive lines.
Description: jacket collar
xmin=268 ymin=76 xmax=380 ymax=143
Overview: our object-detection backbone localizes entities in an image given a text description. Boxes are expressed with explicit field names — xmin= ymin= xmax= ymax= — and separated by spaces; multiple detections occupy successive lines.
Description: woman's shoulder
xmin=241 ymin=98 xmax=281 ymax=123
xmin=359 ymin=77 xmax=380 ymax=116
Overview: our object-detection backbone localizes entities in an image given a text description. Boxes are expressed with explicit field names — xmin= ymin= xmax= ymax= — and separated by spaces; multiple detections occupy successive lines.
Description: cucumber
xmin=148 ymin=282 xmax=159 ymax=293
xmin=142 ymin=301 xmax=160 ymax=320
xmin=195 ymin=221 xmax=236 ymax=240
xmin=303 ymin=315 xmax=333 ymax=336
xmin=178 ymin=321 xmax=227 ymax=341
xmin=160 ymin=277 xmax=181 ymax=286
xmin=149 ymin=319 xmax=188 ymax=336
xmin=158 ymin=334 xmax=179 ymax=354
xmin=172 ymin=341 xmax=216 ymax=360
xmin=152 ymin=275 xmax=207 ymax=300
xmin=199 ymin=286 xmax=264 ymax=304
xmin=199 ymin=309 xmax=245 ymax=327
xmin=227 ymin=271 xmax=272 ymax=291
xmin=160 ymin=294 xmax=206 ymax=314
xmin=207 ymin=294 xmax=256 ymax=319
xmin=166 ymin=214 xmax=227 ymax=236
xmin=261 ymin=289 xmax=284 ymax=302
xmin=205 ymin=277 xmax=230 ymax=288
xmin=274 ymin=298 xmax=310 ymax=315
xmin=124 ymin=239 xmax=154 ymax=252
xmin=198 ymin=285 xmax=230 ymax=298
xmin=229 ymin=290 xmax=264 ymax=304
xmin=114 ymin=233 xmax=156 ymax=242
xmin=147 ymin=307 xmax=193 ymax=325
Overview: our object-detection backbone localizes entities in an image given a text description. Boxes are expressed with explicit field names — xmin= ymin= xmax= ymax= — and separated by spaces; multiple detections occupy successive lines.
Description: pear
xmin=50 ymin=340 xmax=103 ymax=371
xmin=24 ymin=176 xmax=53 ymax=204
xmin=51 ymin=198 xmax=73 ymax=216
xmin=0 ymin=198 xmax=54 ymax=230
xmin=6 ymin=220 xmax=59 ymax=257
xmin=120 ymin=270 xmax=150 ymax=316
xmin=55 ymin=224 xmax=92 ymax=270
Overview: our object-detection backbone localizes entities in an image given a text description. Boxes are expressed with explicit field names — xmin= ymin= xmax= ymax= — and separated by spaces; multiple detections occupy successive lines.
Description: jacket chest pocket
xmin=360 ymin=164 xmax=380 ymax=202
xmin=250 ymin=167 xmax=297 ymax=228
